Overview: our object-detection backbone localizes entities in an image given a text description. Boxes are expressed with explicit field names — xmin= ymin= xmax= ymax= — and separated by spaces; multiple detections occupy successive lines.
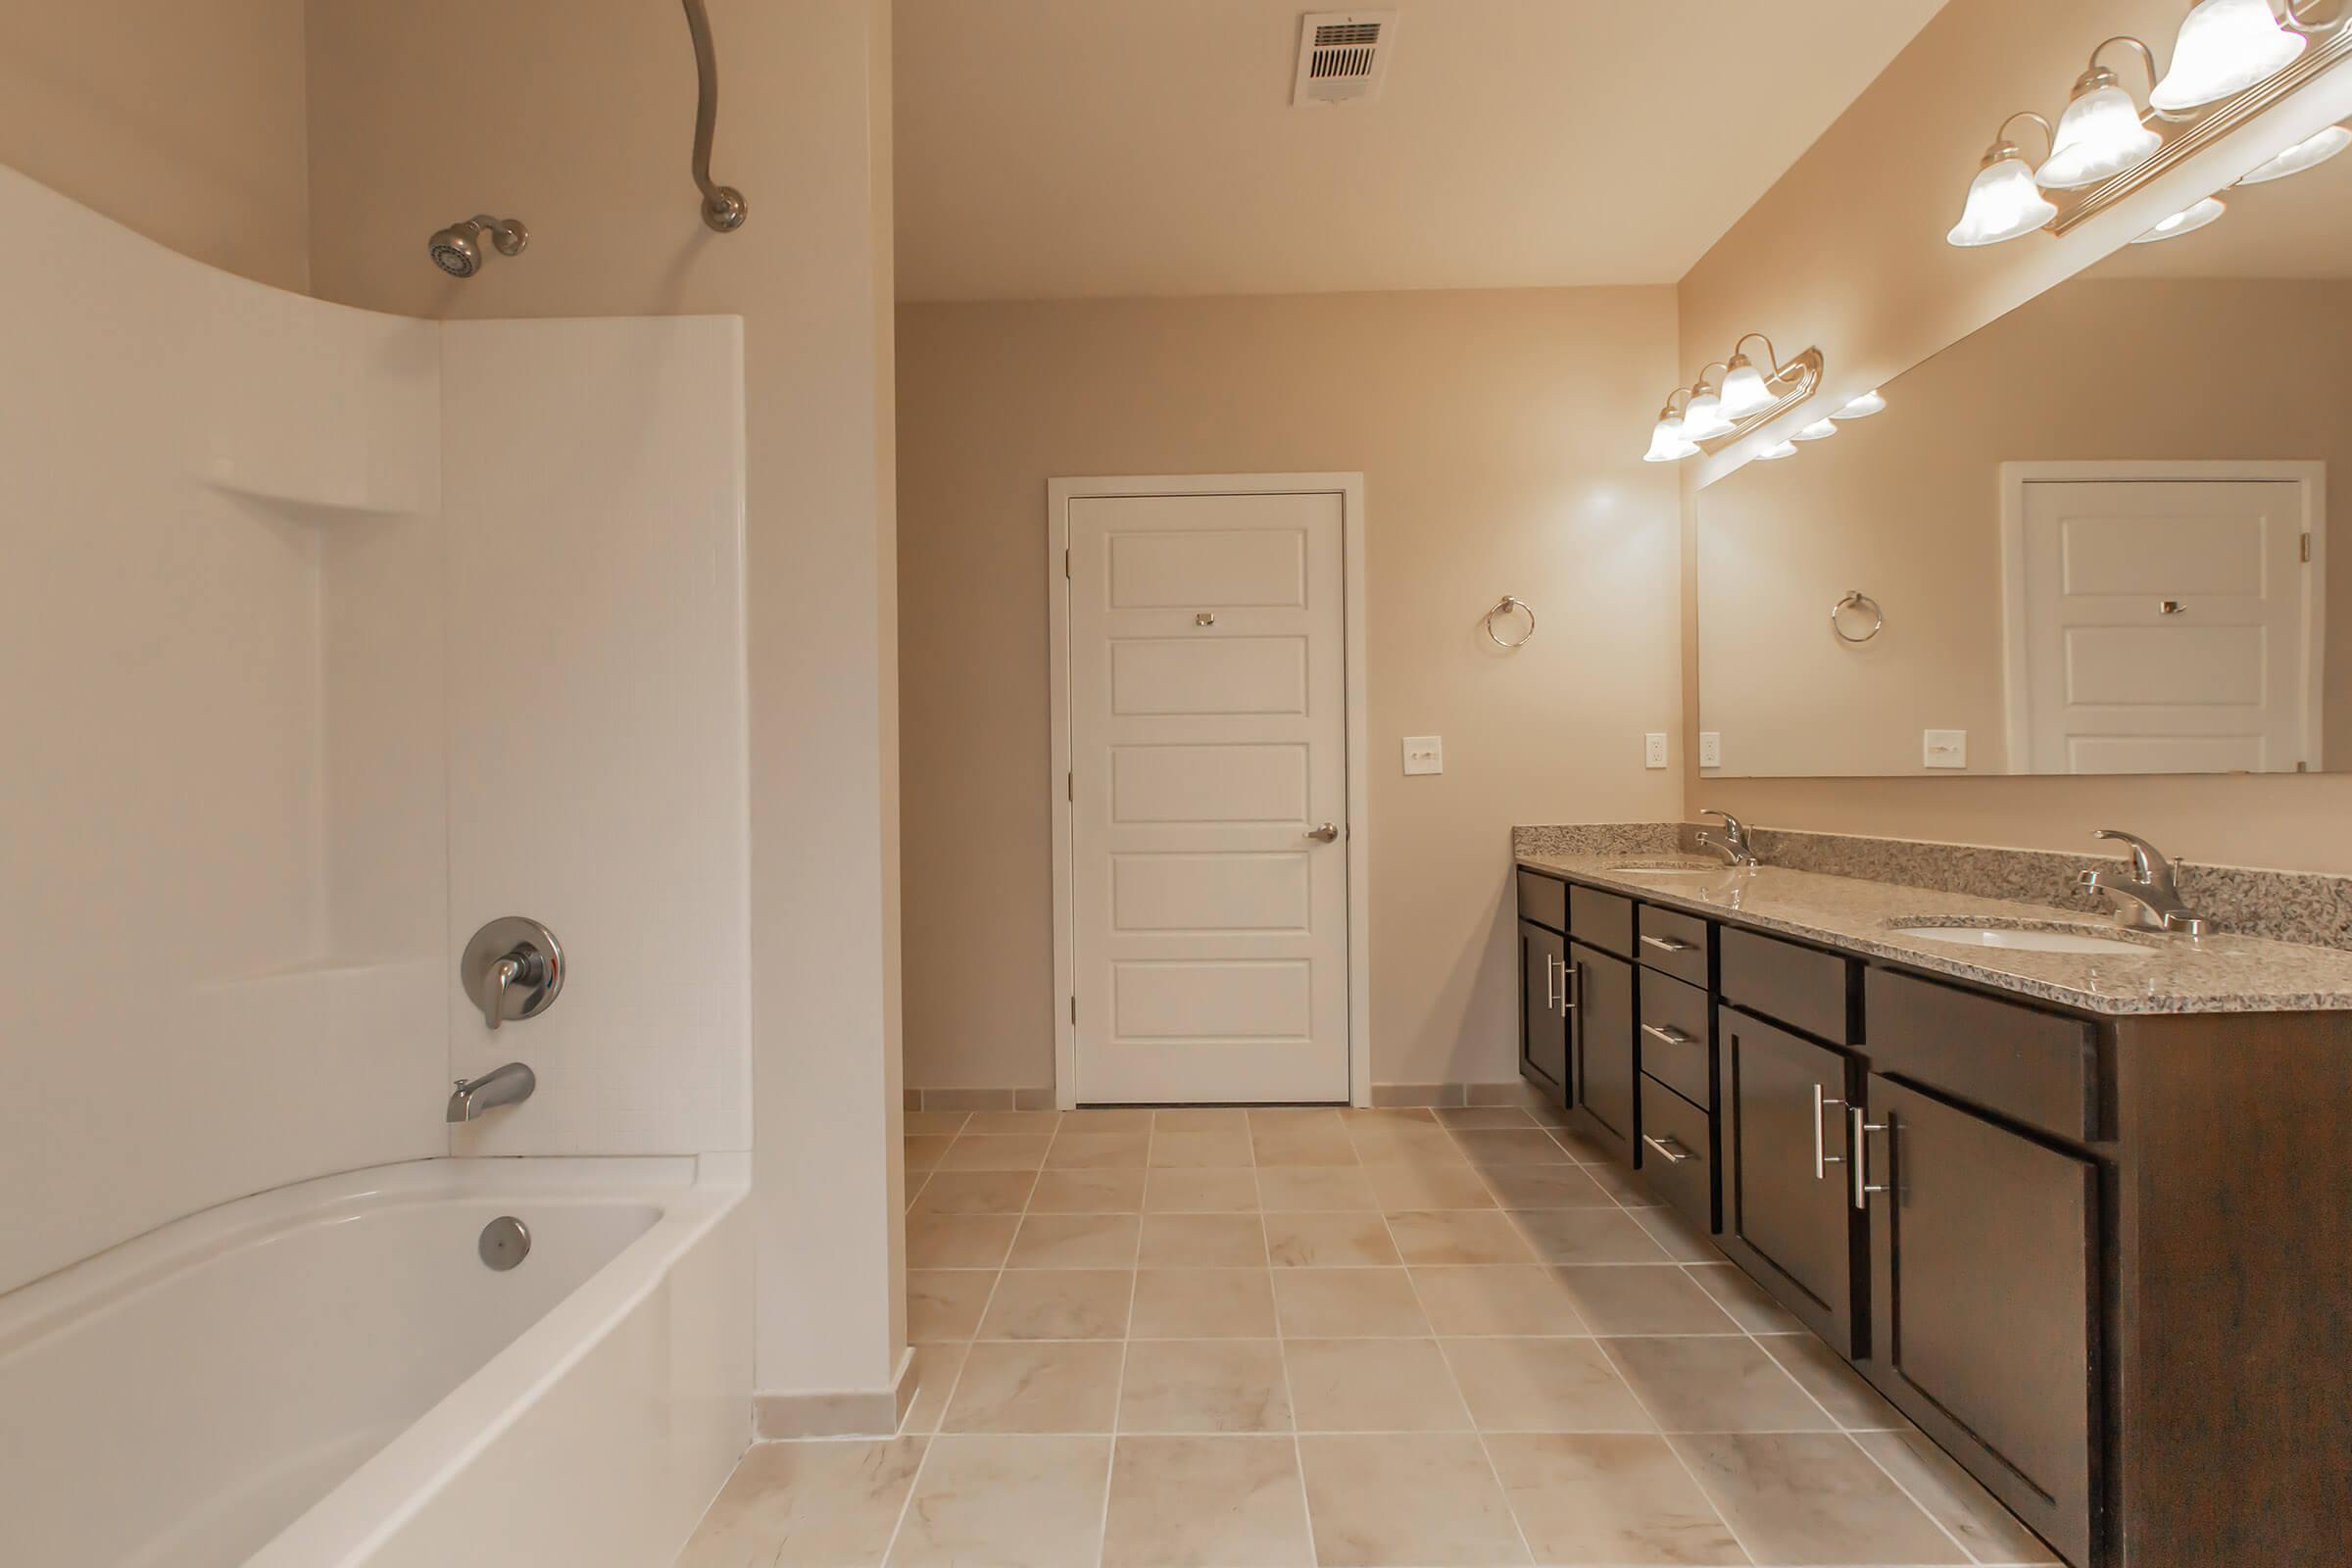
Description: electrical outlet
xmin=1924 ymin=729 xmax=1968 ymax=769
xmin=1401 ymin=735 xmax=1443 ymax=775
xmin=1644 ymin=732 xmax=1669 ymax=769
xmin=1698 ymin=731 xmax=1723 ymax=769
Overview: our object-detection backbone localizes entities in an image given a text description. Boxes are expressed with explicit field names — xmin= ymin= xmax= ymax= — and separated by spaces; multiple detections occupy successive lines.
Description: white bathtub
xmin=0 ymin=1154 xmax=751 ymax=1568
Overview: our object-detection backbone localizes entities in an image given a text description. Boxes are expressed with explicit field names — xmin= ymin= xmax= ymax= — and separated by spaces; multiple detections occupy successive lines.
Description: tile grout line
xmin=1247 ymin=1114 xmax=1326 ymax=1568
xmin=1093 ymin=1112 xmax=1153 ymax=1568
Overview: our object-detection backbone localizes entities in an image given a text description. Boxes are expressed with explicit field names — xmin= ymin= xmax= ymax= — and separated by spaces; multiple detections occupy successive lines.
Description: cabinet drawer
xmin=1864 ymin=968 xmax=2100 ymax=1142
xmin=1638 ymin=1075 xmax=1713 ymax=1232
xmin=1516 ymin=869 xmax=1567 ymax=934
xmin=1635 ymin=905 xmax=1710 ymax=986
xmin=1720 ymin=926 xmax=1855 ymax=1045
xmin=1637 ymin=971 xmax=1711 ymax=1107
xmin=1569 ymin=886 xmax=1637 ymax=957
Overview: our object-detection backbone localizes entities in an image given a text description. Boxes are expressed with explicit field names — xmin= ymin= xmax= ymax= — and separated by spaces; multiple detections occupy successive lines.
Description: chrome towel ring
xmin=1486 ymin=596 xmax=1537 ymax=649
xmin=1831 ymin=590 xmax=1884 ymax=645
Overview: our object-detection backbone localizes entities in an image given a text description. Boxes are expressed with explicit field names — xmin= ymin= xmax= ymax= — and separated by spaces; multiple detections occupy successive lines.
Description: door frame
xmin=1047 ymin=472 xmax=1371 ymax=1108
xmin=1997 ymin=460 xmax=2327 ymax=774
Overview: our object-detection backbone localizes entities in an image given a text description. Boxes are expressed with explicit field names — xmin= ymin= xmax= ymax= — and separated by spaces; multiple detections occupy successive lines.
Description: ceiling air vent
xmin=1293 ymin=11 xmax=1399 ymax=107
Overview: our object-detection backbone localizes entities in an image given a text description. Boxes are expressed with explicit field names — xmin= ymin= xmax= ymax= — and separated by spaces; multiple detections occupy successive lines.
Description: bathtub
xmin=0 ymin=1154 xmax=750 ymax=1568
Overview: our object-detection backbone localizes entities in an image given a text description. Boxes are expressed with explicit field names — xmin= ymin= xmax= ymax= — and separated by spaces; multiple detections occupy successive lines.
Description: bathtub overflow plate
xmin=478 ymin=1215 xmax=531 ymax=1271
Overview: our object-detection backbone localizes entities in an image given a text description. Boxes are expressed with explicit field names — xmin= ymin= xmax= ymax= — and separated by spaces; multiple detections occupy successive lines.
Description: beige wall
xmin=1678 ymin=0 xmax=2352 ymax=874
xmin=898 ymin=288 xmax=1684 ymax=1094
xmin=305 ymin=0 xmax=905 ymax=1396
xmin=0 ymin=0 xmax=310 ymax=290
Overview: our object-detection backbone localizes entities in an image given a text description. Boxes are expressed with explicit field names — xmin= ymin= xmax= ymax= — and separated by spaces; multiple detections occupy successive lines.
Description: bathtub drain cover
xmin=479 ymin=1215 xmax=531 ymax=1271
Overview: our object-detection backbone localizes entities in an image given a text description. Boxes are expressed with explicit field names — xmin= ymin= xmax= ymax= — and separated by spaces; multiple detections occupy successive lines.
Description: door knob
xmin=1306 ymin=823 xmax=1340 ymax=842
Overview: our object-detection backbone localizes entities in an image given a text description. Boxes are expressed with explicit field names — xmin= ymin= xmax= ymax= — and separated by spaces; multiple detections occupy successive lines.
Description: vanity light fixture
xmin=1790 ymin=417 xmax=1840 ymax=442
xmin=2238 ymin=121 xmax=2352 ymax=180
xmin=1831 ymin=388 xmax=1887 ymax=419
xmin=2132 ymin=193 xmax=2230 ymax=241
xmin=1640 ymin=340 xmax=1825 ymax=461
xmin=2150 ymin=0 xmax=2314 ymax=114
xmin=1642 ymin=393 xmax=1700 ymax=464
xmin=1948 ymin=113 xmax=2060 ymax=246
xmin=1755 ymin=440 xmax=1799 ymax=461
xmin=2038 ymin=39 xmax=2166 ymax=189
xmin=1682 ymin=369 xmax=1736 ymax=443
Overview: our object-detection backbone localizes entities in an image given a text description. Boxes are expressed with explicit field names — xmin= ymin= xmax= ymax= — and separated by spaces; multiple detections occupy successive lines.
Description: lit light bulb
xmin=1719 ymin=356 xmax=1777 ymax=420
xmin=2037 ymin=71 xmax=2162 ymax=190
xmin=1683 ymin=385 xmax=1734 ymax=442
xmin=2150 ymin=0 xmax=2305 ymax=114
xmin=1948 ymin=147 xmax=2059 ymax=247
xmin=2239 ymin=123 xmax=2352 ymax=184
xmin=1790 ymin=418 xmax=1839 ymax=442
xmin=2132 ymin=194 xmax=2228 ymax=243
xmin=1642 ymin=410 xmax=1698 ymax=464
xmin=1755 ymin=441 xmax=1799 ymax=462
xmin=1831 ymin=389 xmax=1886 ymax=420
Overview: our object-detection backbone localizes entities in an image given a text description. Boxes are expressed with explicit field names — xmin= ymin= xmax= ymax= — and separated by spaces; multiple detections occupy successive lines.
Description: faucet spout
xmin=447 ymin=1062 xmax=536 ymax=1123
xmin=2080 ymin=829 xmax=2208 ymax=937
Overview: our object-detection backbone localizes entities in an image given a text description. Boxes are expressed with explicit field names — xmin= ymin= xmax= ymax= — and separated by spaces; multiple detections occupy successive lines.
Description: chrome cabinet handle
xmin=1812 ymin=1083 xmax=1845 ymax=1180
xmin=1641 ymin=935 xmax=1695 ymax=954
xmin=1306 ymin=823 xmax=1340 ymax=843
xmin=1563 ymin=962 xmax=1581 ymax=1012
xmin=1850 ymin=1104 xmax=1889 ymax=1210
xmin=1543 ymin=953 xmax=1558 ymax=1013
xmin=1641 ymin=1023 xmax=1692 ymax=1048
xmin=1642 ymin=1134 xmax=1691 ymax=1164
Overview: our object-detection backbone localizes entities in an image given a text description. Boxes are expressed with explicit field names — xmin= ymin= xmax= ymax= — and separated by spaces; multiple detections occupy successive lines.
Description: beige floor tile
xmin=1256 ymin=1165 xmax=1380 ymax=1210
xmin=1686 ymin=1262 xmax=1806 ymax=1332
xmin=964 ymin=1110 xmax=1062 ymax=1136
xmin=1855 ymin=1430 xmax=2062 ymax=1565
xmin=1102 ymin=1436 xmax=1315 ymax=1568
xmin=1344 ymin=1117 xmax=1468 ymax=1164
xmin=1143 ymin=1167 xmax=1259 ymax=1212
xmin=906 ymin=1211 xmax=1020 ymax=1269
xmin=978 ymin=1269 xmax=1134 ymax=1340
xmin=1552 ymin=1265 xmax=1742 ymax=1335
xmin=1604 ymin=1337 xmax=1839 ymax=1433
xmin=1009 ymin=1212 xmax=1142 ymax=1269
xmin=1487 ymin=1433 xmax=1746 ymax=1565
xmin=1045 ymin=1132 xmax=1151 ymax=1170
xmin=944 ymin=1341 xmax=1126 ymax=1434
xmin=1763 ymin=1333 xmax=1905 ymax=1430
xmin=1546 ymin=1122 xmax=1620 ymax=1162
xmin=677 ymin=1437 xmax=928 ymax=1568
xmin=1411 ymin=1266 xmax=1589 ymax=1336
xmin=1248 ymin=1106 xmax=1345 ymax=1128
xmin=1129 ymin=1268 xmax=1280 ymax=1338
xmin=1250 ymin=1118 xmax=1360 ymax=1166
xmin=1139 ymin=1212 xmax=1268 ymax=1266
xmin=908 ymin=1270 xmax=997 ymax=1343
xmin=1671 ymin=1432 xmax=1969 ymax=1565
xmin=1118 ymin=1340 xmax=1293 ymax=1433
xmin=1478 ymin=1162 xmax=1619 ymax=1209
xmin=901 ymin=1343 xmax=967 ymax=1435
xmin=1297 ymin=1434 xmax=1531 ymax=1566
xmin=1387 ymin=1208 xmax=1540 ymax=1265
xmin=911 ymin=1169 xmax=1037 ymax=1215
xmin=1585 ymin=1157 xmax=1667 ymax=1207
xmin=1632 ymin=1203 xmax=1726 ymax=1263
xmin=889 ymin=1434 xmax=1111 ymax=1568
xmin=905 ymin=1111 xmax=970 ymax=1136
xmin=1442 ymin=1338 xmax=1655 ymax=1432
xmin=1284 ymin=1338 xmax=1473 ymax=1431
xmin=1511 ymin=1206 xmax=1677 ymax=1263
xmin=1063 ymin=1107 xmax=1154 ymax=1134
xmin=1263 ymin=1211 xmax=1400 ymax=1267
xmin=1151 ymin=1127 xmax=1257 ymax=1166
xmin=940 ymin=1134 xmax=1052 ymax=1171
xmin=1028 ymin=1168 xmax=1146 ymax=1212
xmin=1271 ymin=1267 xmax=1430 ymax=1336
xmin=1450 ymin=1128 xmax=1575 ymax=1168
xmin=1153 ymin=1107 xmax=1248 ymax=1132
xmin=1365 ymin=1162 xmax=1497 ymax=1210
xmin=1434 ymin=1106 xmax=1537 ymax=1128
xmin=904 ymin=1135 xmax=954 ymax=1172
xmin=1340 ymin=1105 xmax=1437 ymax=1121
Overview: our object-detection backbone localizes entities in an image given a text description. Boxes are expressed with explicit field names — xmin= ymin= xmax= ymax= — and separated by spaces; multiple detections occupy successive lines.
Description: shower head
xmin=427 ymin=216 xmax=528 ymax=278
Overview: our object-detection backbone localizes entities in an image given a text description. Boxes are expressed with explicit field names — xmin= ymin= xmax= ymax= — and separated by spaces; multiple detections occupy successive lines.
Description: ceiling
xmin=893 ymin=0 xmax=1949 ymax=302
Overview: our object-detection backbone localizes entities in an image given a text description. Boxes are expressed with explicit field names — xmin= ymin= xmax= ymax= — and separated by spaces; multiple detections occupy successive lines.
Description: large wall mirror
xmin=1696 ymin=141 xmax=2352 ymax=778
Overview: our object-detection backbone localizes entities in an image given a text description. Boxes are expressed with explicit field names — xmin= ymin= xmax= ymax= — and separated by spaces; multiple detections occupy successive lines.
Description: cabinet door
xmin=1719 ymin=1005 xmax=1858 ymax=1352
xmin=1519 ymin=922 xmax=1567 ymax=1096
xmin=1570 ymin=942 xmax=1637 ymax=1159
xmin=1863 ymin=1073 xmax=2098 ymax=1568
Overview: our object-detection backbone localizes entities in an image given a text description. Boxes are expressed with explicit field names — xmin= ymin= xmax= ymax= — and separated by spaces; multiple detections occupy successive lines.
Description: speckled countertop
xmin=1516 ymin=852 xmax=2352 ymax=1015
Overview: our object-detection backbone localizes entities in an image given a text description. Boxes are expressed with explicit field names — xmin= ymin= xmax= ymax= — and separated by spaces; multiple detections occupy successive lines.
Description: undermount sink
xmin=1888 ymin=922 xmax=2153 ymax=956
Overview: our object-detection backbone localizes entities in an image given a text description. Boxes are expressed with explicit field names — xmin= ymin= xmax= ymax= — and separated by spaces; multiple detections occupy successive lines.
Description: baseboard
xmin=754 ymin=1346 xmax=916 ymax=1440
xmin=909 ymin=1082 xmax=1537 ymax=1110
xmin=905 ymin=1086 xmax=1057 ymax=1112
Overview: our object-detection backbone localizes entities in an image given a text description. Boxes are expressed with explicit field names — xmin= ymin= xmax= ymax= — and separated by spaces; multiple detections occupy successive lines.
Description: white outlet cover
xmin=1924 ymin=729 xmax=1968 ymax=769
xmin=1401 ymin=735 xmax=1443 ymax=775
xmin=1644 ymin=732 xmax=1669 ymax=769
xmin=1698 ymin=731 xmax=1723 ymax=769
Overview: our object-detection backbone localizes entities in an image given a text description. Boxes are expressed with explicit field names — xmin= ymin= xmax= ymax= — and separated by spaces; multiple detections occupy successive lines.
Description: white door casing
xmin=2000 ymin=465 xmax=2325 ymax=775
xmin=1050 ymin=476 xmax=1368 ymax=1106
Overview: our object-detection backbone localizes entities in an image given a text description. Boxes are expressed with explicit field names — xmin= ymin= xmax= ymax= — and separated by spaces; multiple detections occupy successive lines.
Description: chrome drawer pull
xmin=1812 ymin=1083 xmax=1846 ymax=1181
xmin=1544 ymin=953 xmax=1557 ymax=1012
xmin=1563 ymin=962 xmax=1581 ymax=1011
xmin=1640 ymin=1023 xmax=1692 ymax=1047
xmin=1641 ymin=934 xmax=1695 ymax=954
xmin=1642 ymin=1134 xmax=1691 ymax=1164
xmin=1850 ymin=1105 xmax=1889 ymax=1210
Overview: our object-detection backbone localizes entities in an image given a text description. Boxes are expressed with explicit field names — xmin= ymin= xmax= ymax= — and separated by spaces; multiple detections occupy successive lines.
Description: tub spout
xmin=448 ymin=1062 xmax=536 ymax=1123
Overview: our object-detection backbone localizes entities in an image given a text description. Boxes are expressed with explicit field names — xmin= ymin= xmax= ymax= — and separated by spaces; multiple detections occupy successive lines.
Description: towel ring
xmin=1831 ymin=590 xmax=1884 ymax=645
xmin=1486 ymin=596 xmax=1537 ymax=649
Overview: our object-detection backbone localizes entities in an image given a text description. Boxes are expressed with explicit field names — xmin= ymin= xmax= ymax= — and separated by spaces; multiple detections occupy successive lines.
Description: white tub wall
xmin=439 ymin=317 xmax=753 ymax=1157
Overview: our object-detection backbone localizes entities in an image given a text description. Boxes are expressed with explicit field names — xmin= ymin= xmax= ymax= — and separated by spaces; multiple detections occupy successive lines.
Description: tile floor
xmin=677 ymin=1103 xmax=2060 ymax=1568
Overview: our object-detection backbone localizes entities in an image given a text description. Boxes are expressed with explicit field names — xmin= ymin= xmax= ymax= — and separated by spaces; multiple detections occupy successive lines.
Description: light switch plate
xmin=1698 ymin=732 xmax=1723 ymax=769
xmin=1401 ymin=736 xmax=1443 ymax=775
xmin=1924 ymin=729 xmax=1968 ymax=769
xmin=1644 ymin=732 xmax=1669 ymax=769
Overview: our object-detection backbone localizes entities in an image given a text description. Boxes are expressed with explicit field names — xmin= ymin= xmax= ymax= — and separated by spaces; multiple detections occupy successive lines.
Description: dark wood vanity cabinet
xmin=1718 ymin=1004 xmax=1859 ymax=1354
xmin=1518 ymin=920 xmax=1567 ymax=1095
xmin=1567 ymin=941 xmax=1636 ymax=1159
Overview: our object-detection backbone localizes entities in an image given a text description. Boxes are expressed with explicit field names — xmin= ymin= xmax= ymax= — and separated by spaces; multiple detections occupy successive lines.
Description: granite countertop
xmin=1516 ymin=852 xmax=2352 ymax=1015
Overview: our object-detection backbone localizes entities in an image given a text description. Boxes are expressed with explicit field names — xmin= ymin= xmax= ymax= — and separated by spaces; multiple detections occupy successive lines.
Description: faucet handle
xmin=461 ymin=917 xmax=565 ymax=1032
xmin=2091 ymin=828 xmax=2171 ymax=886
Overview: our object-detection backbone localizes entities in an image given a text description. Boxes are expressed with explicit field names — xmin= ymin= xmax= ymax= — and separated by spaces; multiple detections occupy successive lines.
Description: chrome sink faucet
xmin=447 ymin=1062 xmax=536 ymax=1123
xmin=1696 ymin=808 xmax=1759 ymax=868
xmin=2077 ymin=829 xmax=2208 ymax=937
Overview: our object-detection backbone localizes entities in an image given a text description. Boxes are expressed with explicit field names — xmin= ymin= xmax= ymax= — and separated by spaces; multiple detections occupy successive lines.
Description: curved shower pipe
xmin=681 ymin=0 xmax=748 ymax=231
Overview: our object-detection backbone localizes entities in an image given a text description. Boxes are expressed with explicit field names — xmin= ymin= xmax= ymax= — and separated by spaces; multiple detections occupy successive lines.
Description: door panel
xmin=1571 ymin=943 xmax=1636 ymax=1159
xmin=1521 ymin=922 xmax=1567 ymax=1096
xmin=1720 ymin=1005 xmax=1857 ymax=1351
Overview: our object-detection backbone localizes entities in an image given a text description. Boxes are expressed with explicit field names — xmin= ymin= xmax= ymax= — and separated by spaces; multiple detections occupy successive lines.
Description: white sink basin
xmin=1889 ymin=923 xmax=2151 ymax=956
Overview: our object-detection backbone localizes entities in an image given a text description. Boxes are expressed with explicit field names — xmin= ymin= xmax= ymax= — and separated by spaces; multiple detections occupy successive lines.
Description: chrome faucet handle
xmin=461 ymin=917 xmax=564 ymax=1033
xmin=2091 ymin=828 xmax=2172 ymax=887
xmin=479 ymin=956 xmax=522 ymax=1032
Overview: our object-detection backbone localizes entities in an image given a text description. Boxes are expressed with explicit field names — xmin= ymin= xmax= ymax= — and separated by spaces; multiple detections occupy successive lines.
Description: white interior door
xmin=2017 ymin=478 xmax=2317 ymax=773
xmin=1066 ymin=490 xmax=1349 ymax=1103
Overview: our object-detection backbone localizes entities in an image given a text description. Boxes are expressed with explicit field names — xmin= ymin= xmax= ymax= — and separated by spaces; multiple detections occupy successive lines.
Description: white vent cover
xmin=1293 ymin=11 xmax=1399 ymax=107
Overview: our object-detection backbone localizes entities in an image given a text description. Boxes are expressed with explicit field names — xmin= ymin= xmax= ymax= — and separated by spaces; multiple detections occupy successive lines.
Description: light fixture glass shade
xmin=1683 ymin=387 xmax=1734 ymax=442
xmin=1831 ymin=389 xmax=1886 ymax=420
xmin=2149 ymin=0 xmax=2306 ymax=113
xmin=1791 ymin=418 xmax=1839 ymax=442
xmin=1755 ymin=440 xmax=1799 ymax=462
xmin=2239 ymin=123 xmax=2352 ymax=183
xmin=1947 ymin=154 xmax=2059 ymax=246
xmin=2037 ymin=83 xmax=2163 ymax=189
xmin=1719 ymin=358 xmax=1777 ymax=419
xmin=2132 ymin=194 xmax=2228 ymax=243
xmin=1642 ymin=414 xmax=1698 ymax=464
